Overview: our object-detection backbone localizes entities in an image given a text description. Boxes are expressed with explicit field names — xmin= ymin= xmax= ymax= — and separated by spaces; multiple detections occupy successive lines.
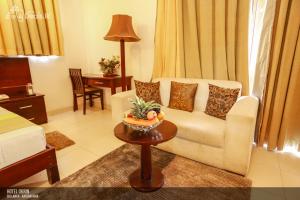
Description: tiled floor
xmin=16 ymin=106 xmax=300 ymax=197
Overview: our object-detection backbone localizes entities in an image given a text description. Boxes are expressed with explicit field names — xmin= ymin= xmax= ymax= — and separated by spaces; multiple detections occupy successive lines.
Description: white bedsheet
xmin=0 ymin=125 xmax=46 ymax=169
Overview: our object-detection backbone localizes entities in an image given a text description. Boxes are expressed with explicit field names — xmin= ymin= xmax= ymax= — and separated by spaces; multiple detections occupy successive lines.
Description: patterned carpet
xmin=37 ymin=144 xmax=251 ymax=200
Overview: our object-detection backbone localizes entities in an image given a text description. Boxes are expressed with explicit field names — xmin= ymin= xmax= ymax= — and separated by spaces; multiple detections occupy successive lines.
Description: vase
xmin=103 ymin=73 xmax=119 ymax=77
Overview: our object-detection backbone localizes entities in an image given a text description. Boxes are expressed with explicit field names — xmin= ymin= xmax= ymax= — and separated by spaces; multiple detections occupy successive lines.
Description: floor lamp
xmin=104 ymin=15 xmax=140 ymax=91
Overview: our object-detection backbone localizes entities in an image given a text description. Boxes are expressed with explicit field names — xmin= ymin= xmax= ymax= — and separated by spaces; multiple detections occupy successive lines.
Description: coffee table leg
xmin=129 ymin=144 xmax=164 ymax=192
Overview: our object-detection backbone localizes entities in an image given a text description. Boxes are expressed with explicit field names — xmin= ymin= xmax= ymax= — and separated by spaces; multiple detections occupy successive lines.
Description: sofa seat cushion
xmin=162 ymin=106 xmax=225 ymax=148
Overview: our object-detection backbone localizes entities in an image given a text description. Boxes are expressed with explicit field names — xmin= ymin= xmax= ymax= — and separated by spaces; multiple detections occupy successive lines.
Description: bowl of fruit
xmin=123 ymin=96 xmax=165 ymax=132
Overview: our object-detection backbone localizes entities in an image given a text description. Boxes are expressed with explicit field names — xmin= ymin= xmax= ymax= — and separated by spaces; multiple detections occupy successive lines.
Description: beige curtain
xmin=153 ymin=0 xmax=250 ymax=95
xmin=249 ymin=0 xmax=276 ymax=98
xmin=0 ymin=0 xmax=64 ymax=56
xmin=258 ymin=0 xmax=300 ymax=151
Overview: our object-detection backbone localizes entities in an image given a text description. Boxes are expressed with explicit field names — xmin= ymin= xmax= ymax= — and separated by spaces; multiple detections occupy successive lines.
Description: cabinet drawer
xmin=0 ymin=96 xmax=48 ymax=124
xmin=2 ymin=98 xmax=39 ymax=113
xmin=86 ymin=79 xmax=110 ymax=87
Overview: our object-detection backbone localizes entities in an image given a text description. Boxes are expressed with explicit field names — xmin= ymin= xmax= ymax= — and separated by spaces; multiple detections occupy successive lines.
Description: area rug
xmin=46 ymin=131 xmax=75 ymax=151
xmin=37 ymin=144 xmax=251 ymax=200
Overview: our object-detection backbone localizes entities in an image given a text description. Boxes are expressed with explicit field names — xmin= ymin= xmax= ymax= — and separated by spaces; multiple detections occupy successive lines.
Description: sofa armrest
xmin=111 ymin=90 xmax=136 ymax=124
xmin=224 ymin=96 xmax=259 ymax=175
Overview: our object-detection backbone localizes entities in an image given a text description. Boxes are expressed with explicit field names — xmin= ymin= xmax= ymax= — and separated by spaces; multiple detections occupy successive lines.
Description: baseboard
xmin=47 ymin=103 xmax=111 ymax=116
xmin=47 ymin=106 xmax=73 ymax=116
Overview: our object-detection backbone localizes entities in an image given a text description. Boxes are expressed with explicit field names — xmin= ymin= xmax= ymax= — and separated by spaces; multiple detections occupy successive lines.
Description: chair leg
xmin=73 ymin=94 xmax=78 ymax=112
xmin=100 ymin=91 xmax=104 ymax=110
xmin=83 ymin=95 xmax=86 ymax=115
xmin=89 ymin=94 xmax=93 ymax=107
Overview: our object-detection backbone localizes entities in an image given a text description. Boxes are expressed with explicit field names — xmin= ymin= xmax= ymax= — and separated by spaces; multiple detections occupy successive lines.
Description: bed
xmin=0 ymin=106 xmax=60 ymax=187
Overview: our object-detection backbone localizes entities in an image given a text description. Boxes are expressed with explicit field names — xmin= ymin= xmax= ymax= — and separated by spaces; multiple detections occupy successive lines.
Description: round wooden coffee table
xmin=114 ymin=120 xmax=177 ymax=192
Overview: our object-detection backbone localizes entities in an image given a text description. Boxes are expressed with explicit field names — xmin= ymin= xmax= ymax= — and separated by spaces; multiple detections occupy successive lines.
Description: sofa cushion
xmin=153 ymin=78 xmax=242 ymax=112
xmin=168 ymin=81 xmax=198 ymax=112
xmin=162 ymin=106 xmax=225 ymax=148
xmin=134 ymin=80 xmax=162 ymax=104
xmin=205 ymin=84 xmax=240 ymax=120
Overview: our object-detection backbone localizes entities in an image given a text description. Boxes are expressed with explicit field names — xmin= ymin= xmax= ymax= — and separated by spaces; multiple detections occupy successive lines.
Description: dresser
xmin=0 ymin=94 xmax=48 ymax=124
xmin=0 ymin=58 xmax=48 ymax=125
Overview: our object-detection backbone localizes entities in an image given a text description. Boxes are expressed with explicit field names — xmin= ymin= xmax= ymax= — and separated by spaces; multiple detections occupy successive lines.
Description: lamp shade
xmin=104 ymin=15 xmax=140 ymax=42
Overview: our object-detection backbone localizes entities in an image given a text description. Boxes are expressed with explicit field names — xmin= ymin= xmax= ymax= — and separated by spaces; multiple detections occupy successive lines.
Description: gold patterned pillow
xmin=168 ymin=81 xmax=198 ymax=112
xmin=205 ymin=84 xmax=240 ymax=120
xmin=134 ymin=80 xmax=162 ymax=104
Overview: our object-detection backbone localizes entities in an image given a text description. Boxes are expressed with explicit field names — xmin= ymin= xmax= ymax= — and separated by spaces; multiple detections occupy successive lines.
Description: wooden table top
xmin=114 ymin=120 xmax=177 ymax=146
xmin=82 ymin=74 xmax=133 ymax=80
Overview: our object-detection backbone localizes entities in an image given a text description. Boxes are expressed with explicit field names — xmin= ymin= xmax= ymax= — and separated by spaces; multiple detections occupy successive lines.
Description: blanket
xmin=0 ymin=108 xmax=34 ymax=134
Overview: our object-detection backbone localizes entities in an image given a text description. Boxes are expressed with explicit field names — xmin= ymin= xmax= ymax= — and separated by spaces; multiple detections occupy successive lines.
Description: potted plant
xmin=99 ymin=55 xmax=120 ymax=77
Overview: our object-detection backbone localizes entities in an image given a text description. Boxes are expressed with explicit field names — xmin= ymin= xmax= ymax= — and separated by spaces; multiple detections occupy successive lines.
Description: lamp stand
xmin=120 ymin=39 xmax=126 ymax=91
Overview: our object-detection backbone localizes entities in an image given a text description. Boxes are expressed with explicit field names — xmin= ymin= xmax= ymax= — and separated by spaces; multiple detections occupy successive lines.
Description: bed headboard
xmin=0 ymin=57 xmax=32 ymax=97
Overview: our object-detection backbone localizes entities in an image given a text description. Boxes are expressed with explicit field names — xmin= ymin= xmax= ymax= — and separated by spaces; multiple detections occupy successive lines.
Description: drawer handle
xmin=95 ymin=81 xmax=104 ymax=85
xmin=19 ymin=105 xmax=33 ymax=110
xmin=28 ymin=117 xmax=35 ymax=121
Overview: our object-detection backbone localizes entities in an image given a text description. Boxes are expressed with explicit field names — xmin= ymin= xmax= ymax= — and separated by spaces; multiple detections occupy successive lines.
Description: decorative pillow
xmin=134 ymin=80 xmax=162 ymax=104
xmin=205 ymin=84 xmax=240 ymax=120
xmin=168 ymin=81 xmax=198 ymax=112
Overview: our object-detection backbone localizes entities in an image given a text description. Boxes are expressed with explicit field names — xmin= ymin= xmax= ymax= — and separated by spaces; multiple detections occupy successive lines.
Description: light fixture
xmin=104 ymin=14 xmax=140 ymax=91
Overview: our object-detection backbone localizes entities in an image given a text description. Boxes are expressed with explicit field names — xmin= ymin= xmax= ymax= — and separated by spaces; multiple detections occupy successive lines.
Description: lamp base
xmin=103 ymin=73 xmax=119 ymax=77
xmin=120 ymin=40 xmax=126 ymax=91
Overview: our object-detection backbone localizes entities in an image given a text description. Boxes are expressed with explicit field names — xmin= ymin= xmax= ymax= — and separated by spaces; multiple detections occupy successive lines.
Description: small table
xmin=114 ymin=120 xmax=177 ymax=192
xmin=82 ymin=74 xmax=133 ymax=95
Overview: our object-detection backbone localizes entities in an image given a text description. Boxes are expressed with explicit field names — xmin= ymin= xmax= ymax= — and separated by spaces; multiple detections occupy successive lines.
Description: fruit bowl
xmin=123 ymin=119 xmax=163 ymax=132
xmin=122 ymin=96 xmax=165 ymax=132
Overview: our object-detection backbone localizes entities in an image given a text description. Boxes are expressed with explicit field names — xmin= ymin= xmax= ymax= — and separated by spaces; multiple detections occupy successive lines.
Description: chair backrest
xmin=69 ymin=68 xmax=84 ymax=94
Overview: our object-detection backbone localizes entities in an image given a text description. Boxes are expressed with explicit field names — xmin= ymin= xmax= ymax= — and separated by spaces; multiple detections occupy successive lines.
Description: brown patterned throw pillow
xmin=134 ymin=80 xmax=162 ymax=104
xmin=168 ymin=81 xmax=198 ymax=112
xmin=205 ymin=84 xmax=240 ymax=120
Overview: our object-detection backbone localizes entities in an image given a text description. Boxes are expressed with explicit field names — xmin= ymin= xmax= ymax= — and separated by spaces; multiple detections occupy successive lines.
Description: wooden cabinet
xmin=0 ymin=58 xmax=48 ymax=125
xmin=0 ymin=94 xmax=48 ymax=125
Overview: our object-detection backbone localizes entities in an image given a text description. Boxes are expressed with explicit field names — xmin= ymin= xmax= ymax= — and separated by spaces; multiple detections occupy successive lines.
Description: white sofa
xmin=111 ymin=78 xmax=259 ymax=175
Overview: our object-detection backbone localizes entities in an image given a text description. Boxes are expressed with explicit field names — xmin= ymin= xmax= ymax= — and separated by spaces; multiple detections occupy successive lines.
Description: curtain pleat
xmin=153 ymin=0 xmax=165 ymax=77
xmin=7 ymin=0 xmax=24 ymax=55
xmin=278 ymin=29 xmax=300 ymax=150
xmin=235 ymin=0 xmax=250 ymax=95
xmin=0 ymin=0 xmax=17 ymax=55
xmin=175 ymin=0 xmax=185 ymax=77
xmin=153 ymin=0 xmax=249 ymax=95
xmin=43 ymin=0 xmax=60 ymax=55
xmin=33 ymin=0 xmax=50 ymax=55
xmin=14 ymin=0 xmax=33 ymax=55
xmin=23 ymin=0 xmax=43 ymax=54
xmin=53 ymin=0 xmax=64 ymax=56
xmin=226 ymin=0 xmax=237 ymax=81
xmin=258 ymin=0 xmax=300 ymax=151
xmin=214 ymin=0 xmax=228 ymax=80
xmin=0 ymin=0 xmax=63 ymax=56
xmin=183 ymin=0 xmax=201 ymax=78
xmin=197 ymin=0 xmax=213 ymax=78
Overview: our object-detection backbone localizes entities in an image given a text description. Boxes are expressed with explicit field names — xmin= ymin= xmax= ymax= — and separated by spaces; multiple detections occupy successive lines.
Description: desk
xmin=83 ymin=74 xmax=133 ymax=95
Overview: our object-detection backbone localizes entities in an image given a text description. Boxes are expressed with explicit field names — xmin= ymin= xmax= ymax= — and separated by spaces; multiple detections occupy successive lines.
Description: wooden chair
xmin=69 ymin=68 xmax=104 ymax=115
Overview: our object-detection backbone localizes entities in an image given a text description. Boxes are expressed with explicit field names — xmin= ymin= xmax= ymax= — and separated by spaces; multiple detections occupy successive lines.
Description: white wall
xmin=29 ymin=0 xmax=87 ymax=112
xmin=81 ymin=0 xmax=157 ymax=106
xmin=29 ymin=0 xmax=157 ymax=112
xmin=82 ymin=0 xmax=157 ymax=81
